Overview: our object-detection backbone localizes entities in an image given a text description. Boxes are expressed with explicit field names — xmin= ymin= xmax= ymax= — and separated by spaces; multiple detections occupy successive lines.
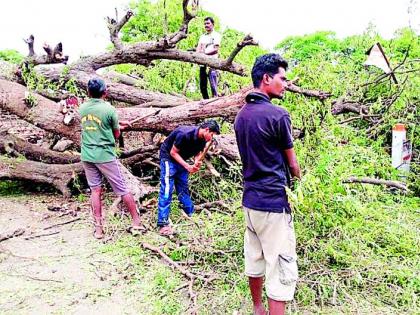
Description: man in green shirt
xmin=79 ymin=78 xmax=144 ymax=239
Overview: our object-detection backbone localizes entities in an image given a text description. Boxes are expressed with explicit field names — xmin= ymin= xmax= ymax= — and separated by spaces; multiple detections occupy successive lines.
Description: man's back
xmin=234 ymin=92 xmax=294 ymax=212
xmin=79 ymin=98 xmax=118 ymax=163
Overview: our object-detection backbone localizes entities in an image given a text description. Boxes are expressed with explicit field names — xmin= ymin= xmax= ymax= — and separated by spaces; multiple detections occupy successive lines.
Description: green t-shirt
xmin=79 ymin=98 xmax=119 ymax=163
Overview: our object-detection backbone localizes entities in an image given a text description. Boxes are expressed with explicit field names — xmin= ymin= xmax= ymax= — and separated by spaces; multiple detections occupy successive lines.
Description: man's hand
xmin=119 ymin=120 xmax=132 ymax=131
xmin=186 ymin=164 xmax=200 ymax=174
xmin=194 ymin=158 xmax=203 ymax=168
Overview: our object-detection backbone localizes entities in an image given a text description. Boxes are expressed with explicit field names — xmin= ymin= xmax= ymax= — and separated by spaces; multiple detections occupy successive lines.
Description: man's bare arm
xmin=113 ymin=128 xmax=121 ymax=141
xmin=205 ymin=44 xmax=219 ymax=55
xmin=283 ymin=148 xmax=301 ymax=179
xmin=196 ymin=42 xmax=205 ymax=53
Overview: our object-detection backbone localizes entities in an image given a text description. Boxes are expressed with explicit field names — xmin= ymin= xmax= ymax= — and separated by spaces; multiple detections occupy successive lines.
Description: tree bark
xmin=0 ymin=79 xmax=251 ymax=142
xmin=0 ymin=157 xmax=82 ymax=197
xmin=0 ymin=132 xmax=80 ymax=164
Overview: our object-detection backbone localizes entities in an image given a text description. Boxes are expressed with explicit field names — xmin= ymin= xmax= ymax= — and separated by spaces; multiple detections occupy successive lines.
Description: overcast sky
xmin=0 ymin=0 xmax=418 ymax=61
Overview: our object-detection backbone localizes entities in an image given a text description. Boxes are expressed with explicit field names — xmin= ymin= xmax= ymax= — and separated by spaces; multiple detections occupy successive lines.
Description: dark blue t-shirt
xmin=234 ymin=92 xmax=294 ymax=212
xmin=160 ymin=126 xmax=206 ymax=162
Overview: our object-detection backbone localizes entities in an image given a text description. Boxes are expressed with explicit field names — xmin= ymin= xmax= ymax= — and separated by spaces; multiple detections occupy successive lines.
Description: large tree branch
xmin=71 ymin=46 xmax=247 ymax=75
xmin=163 ymin=0 xmax=199 ymax=47
xmin=33 ymin=65 xmax=186 ymax=106
xmin=107 ymin=9 xmax=134 ymax=50
xmin=226 ymin=34 xmax=258 ymax=65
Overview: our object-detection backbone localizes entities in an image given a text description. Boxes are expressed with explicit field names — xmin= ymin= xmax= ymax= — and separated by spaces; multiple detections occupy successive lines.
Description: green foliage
xmin=0 ymin=49 xmax=24 ymax=64
xmin=20 ymin=64 xmax=85 ymax=98
xmin=0 ymin=180 xmax=26 ymax=196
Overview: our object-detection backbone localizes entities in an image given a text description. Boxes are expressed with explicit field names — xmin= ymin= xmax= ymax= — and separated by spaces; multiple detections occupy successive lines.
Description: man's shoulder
xmin=170 ymin=125 xmax=192 ymax=136
xmin=270 ymin=104 xmax=290 ymax=117
xmin=177 ymin=125 xmax=196 ymax=135
xmin=80 ymin=99 xmax=114 ymax=110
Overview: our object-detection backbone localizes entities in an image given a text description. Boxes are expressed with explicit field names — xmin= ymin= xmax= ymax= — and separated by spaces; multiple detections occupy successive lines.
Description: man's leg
xmin=96 ymin=160 xmax=141 ymax=228
xmin=249 ymin=277 xmax=267 ymax=315
xmin=91 ymin=186 xmax=104 ymax=239
xmin=208 ymin=69 xmax=218 ymax=97
xmin=121 ymin=193 xmax=141 ymax=227
xmin=268 ymin=299 xmax=286 ymax=315
xmin=157 ymin=160 xmax=175 ymax=230
xmin=259 ymin=211 xmax=298 ymax=315
xmin=243 ymin=207 xmax=267 ymax=314
xmin=82 ymin=161 xmax=104 ymax=239
xmin=199 ymin=66 xmax=209 ymax=99
xmin=174 ymin=166 xmax=194 ymax=216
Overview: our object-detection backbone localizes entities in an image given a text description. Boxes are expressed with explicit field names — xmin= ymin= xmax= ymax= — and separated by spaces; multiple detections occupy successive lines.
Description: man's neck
xmin=253 ymin=88 xmax=271 ymax=100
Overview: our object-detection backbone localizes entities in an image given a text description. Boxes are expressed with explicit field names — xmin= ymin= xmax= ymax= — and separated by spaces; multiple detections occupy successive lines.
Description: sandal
xmin=159 ymin=225 xmax=175 ymax=236
xmin=127 ymin=225 xmax=147 ymax=236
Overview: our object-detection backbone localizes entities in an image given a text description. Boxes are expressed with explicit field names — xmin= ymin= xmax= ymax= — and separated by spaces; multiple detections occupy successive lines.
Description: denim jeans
xmin=157 ymin=159 xmax=194 ymax=227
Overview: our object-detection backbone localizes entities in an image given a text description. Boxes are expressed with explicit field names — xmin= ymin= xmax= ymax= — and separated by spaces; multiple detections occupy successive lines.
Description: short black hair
xmin=251 ymin=53 xmax=288 ymax=88
xmin=87 ymin=78 xmax=107 ymax=98
xmin=204 ymin=16 xmax=214 ymax=25
xmin=199 ymin=119 xmax=220 ymax=134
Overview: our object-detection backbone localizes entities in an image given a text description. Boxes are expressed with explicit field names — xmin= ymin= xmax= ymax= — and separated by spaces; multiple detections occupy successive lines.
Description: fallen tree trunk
xmin=0 ymin=155 xmax=155 ymax=199
xmin=0 ymin=157 xmax=82 ymax=197
xmin=0 ymin=79 xmax=251 ymax=143
xmin=0 ymin=131 xmax=80 ymax=164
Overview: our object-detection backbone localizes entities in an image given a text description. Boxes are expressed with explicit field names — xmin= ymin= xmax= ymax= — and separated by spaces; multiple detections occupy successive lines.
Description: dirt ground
xmin=0 ymin=194 xmax=144 ymax=315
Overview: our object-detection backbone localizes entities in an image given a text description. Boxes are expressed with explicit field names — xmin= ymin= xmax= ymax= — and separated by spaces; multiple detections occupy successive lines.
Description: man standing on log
xmin=157 ymin=120 xmax=220 ymax=236
xmin=79 ymin=78 xmax=144 ymax=239
xmin=234 ymin=54 xmax=301 ymax=315
xmin=196 ymin=16 xmax=221 ymax=99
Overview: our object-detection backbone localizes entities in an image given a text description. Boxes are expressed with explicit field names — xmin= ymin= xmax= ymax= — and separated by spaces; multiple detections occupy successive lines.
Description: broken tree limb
xmin=0 ymin=79 xmax=82 ymax=144
xmin=24 ymin=35 xmax=68 ymax=66
xmin=0 ymin=228 xmax=25 ymax=242
xmin=107 ymin=9 xmax=134 ymax=50
xmin=43 ymin=217 xmax=82 ymax=230
xmin=141 ymin=242 xmax=208 ymax=281
xmin=32 ymin=65 xmax=186 ymax=106
xmin=331 ymin=99 xmax=368 ymax=115
xmin=0 ymin=79 xmax=250 ymax=142
xmin=343 ymin=177 xmax=409 ymax=192
xmin=0 ymin=153 xmax=152 ymax=199
xmin=226 ymin=34 xmax=258 ymax=65
xmin=24 ymin=231 xmax=60 ymax=240
xmin=195 ymin=200 xmax=228 ymax=211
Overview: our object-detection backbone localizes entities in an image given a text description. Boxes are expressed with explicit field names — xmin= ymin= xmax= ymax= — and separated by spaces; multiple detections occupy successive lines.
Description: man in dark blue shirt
xmin=157 ymin=120 xmax=220 ymax=235
xmin=234 ymin=54 xmax=301 ymax=315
